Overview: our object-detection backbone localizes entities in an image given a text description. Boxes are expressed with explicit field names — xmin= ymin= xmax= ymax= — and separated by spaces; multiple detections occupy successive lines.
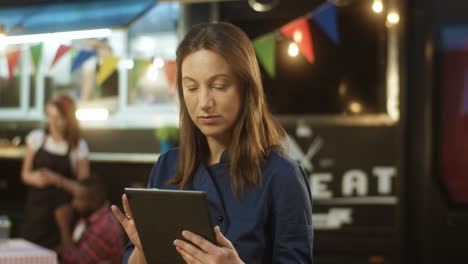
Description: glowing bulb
xmin=146 ymin=65 xmax=159 ymax=81
xmin=293 ymin=30 xmax=303 ymax=43
xmin=372 ymin=0 xmax=383 ymax=13
xmin=120 ymin=59 xmax=134 ymax=69
xmin=349 ymin=101 xmax=363 ymax=113
xmin=153 ymin=57 xmax=165 ymax=69
xmin=288 ymin=42 xmax=299 ymax=57
xmin=76 ymin=108 xmax=109 ymax=121
xmin=387 ymin=12 xmax=400 ymax=24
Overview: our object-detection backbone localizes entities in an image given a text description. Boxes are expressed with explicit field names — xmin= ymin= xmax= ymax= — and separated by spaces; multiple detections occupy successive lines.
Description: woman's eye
xmin=212 ymin=84 xmax=227 ymax=90
xmin=186 ymin=87 xmax=197 ymax=92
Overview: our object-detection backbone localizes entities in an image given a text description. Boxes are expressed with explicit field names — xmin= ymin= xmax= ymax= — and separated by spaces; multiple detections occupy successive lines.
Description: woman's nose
xmin=199 ymin=88 xmax=214 ymax=110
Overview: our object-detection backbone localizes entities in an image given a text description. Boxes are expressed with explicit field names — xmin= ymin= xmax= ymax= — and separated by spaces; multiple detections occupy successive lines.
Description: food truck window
xmin=0 ymin=2 xmax=181 ymax=125
xmin=439 ymin=25 xmax=468 ymax=204
xmin=126 ymin=3 xmax=179 ymax=107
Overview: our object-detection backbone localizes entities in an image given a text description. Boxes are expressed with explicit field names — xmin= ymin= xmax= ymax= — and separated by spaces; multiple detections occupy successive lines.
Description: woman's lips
xmin=199 ymin=115 xmax=221 ymax=124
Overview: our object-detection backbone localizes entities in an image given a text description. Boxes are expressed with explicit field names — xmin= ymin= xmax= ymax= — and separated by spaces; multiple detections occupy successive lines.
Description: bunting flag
xmin=71 ymin=50 xmax=96 ymax=72
xmin=69 ymin=48 xmax=78 ymax=60
xmin=7 ymin=50 xmax=21 ymax=83
xmin=311 ymin=3 xmax=339 ymax=45
xmin=253 ymin=32 xmax=276 ymax=78
xmin=163 ymin=60 xmax=177 ymax=97
xmin=30 ymin=43 xmax=43 ymax=74
xmin=280 ymin=17 xmax=315 ymax=63
xmin=96 ymin=55 xmax=120 ymax=86
xmin=50 ymin=45 xmax=73 ymax=70
xmin=130 ymin=59 xmax=151 ymax=91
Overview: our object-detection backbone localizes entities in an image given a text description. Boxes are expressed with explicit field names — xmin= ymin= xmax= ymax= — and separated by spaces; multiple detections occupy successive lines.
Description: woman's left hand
xmin=38 ymin=168 xmax=63 ymax=187
xmin=174 ymin=226 xmax=245 ymax=264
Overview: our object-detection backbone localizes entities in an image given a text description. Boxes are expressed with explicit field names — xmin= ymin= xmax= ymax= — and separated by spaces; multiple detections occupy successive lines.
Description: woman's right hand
xmin=30 ymin=170 xmax=47 ymax=188
xmin=30 ymin=169 xmax=55 ymax=188
xmin=111 ymin=194 xmax=147 ymax=263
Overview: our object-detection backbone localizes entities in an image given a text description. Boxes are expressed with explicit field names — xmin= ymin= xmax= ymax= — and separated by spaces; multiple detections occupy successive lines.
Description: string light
xmin=387 ymin=12 xmax=400 ymax=25
xmin=349 ymin=101 xmax=363 ymax=113
xmin=372 ymin=0 xmax=383 ymax=14
xmin=293 ymin=30 xmax=303 ymax=43
xmin=76 ymin=108 xmax=109 ymax=121
xmin=288 ymin=42 xmax=299 ymax=57
xmin=120 ymin=59 xmax=134 ymax=70
xmin=153 ymin=57 xmax=165 ymax=69
xmin=147 ymin=65 xmax=159 ymax=81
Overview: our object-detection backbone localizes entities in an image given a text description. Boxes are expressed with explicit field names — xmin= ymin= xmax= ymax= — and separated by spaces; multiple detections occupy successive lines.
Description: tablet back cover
xmin=125 ymin=188 xmax=216 ymax=264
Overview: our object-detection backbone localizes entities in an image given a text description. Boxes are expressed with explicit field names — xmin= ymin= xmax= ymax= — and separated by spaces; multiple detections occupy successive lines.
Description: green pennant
xmin=130 ymin=59 xmax=151 ymax=91
xmin=70 ymin=48 xmax=77 ymax=60
xmin=30 ymin=43 xmax=43 ymax=74
xmin=253 ymin=32 xmax=276 ymax=78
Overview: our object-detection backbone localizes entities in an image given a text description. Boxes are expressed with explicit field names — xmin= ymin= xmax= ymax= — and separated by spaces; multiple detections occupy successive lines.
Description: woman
xmin=21 ymin=95 xmax=90 ymax=249
xmin=112 ymin=22 xmax=313 ymax=263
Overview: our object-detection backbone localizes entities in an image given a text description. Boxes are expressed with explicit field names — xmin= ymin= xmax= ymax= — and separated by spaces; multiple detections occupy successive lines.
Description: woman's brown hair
xmin=169 ymin=22 xmax=287 ymax=197
xmin=46 ymin=95 xmax=81 ymax=150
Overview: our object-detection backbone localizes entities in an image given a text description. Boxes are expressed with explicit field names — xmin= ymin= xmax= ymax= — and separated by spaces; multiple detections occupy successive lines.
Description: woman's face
xmin=182 ymin=49 xmax=241 ymax=143
xmin=45 ymin=104 xmax=67 ymax=136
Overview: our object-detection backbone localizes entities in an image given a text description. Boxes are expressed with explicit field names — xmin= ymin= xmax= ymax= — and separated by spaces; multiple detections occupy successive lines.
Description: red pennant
xmin=7 ymin=50 xmax=21 ymax=83
xmin=50 ymin=45 xmax=72 ymax=70
xmin=164 ymin=60 xmax=177 ymax=97
xmin=280 ymin=17 xmax=315 ymax=63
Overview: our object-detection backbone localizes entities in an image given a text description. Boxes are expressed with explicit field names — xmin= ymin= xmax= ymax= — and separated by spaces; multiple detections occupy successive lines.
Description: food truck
xmin=0 ymin=0 xmax=466 ymax=263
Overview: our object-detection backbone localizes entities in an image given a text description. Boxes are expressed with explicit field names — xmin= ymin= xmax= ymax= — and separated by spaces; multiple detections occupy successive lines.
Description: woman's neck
xmin=49 ymin=130 xmax=65 ymax=142
xmin=206 ymin=136 xmax=229 ymax=166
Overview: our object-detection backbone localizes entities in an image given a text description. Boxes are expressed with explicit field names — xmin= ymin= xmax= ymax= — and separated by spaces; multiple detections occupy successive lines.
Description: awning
xmin=0 ymin=0 xmax=157 ymax=35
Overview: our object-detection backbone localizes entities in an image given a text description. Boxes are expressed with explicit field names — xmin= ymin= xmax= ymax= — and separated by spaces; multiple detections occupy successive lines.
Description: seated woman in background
xmin=20 ymin=95 xmax=90 ymax=249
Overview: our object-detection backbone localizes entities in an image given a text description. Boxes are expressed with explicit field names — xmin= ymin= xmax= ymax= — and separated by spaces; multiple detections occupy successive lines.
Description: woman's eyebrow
xmin=182 ymin=76 xmax=197 ymax=83
xmin=182 ymin=74 xmax=231 ymax=84
xmin=208 ymin=74 xmax=230 ymax=82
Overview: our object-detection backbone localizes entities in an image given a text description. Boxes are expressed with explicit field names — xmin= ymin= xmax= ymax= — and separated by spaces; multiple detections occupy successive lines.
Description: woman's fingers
xmin=111 ymin=205 xmax=127 ymax=225
xmin=174 ymin=239 xmax=205 ymax=263
xmin=111 ymin=195 xmax=143 ymax=250
xmin=214 ymin=226 xmax=233 ymax=248
xmin=181 ymin=230 xmax=217 ymax=253
xmin=122 ymin=194 xmax=133 ymax=219
xmin=176 ymin=246 xmax=201 ymax=264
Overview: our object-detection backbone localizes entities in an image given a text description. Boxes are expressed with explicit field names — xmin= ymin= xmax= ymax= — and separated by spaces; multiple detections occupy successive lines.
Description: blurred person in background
xmin=80 ymin=38 xmax=118 ymax=101
xmin=55 ymin=177 xmax=125 ymax=264
xmin=20 ymin=95 xmax=90 ymax=249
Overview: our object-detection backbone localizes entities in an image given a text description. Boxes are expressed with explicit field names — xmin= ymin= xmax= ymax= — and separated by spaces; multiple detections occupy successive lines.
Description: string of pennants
xmin=4 ymin=2 xmax=338 ymax=86
xmin=4 ymin=43 xmax=176 ymax=93
xmin=252 ymin=2 xmax=339 ymax=78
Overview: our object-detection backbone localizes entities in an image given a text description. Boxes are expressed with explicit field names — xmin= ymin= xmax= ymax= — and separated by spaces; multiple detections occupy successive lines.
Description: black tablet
xmin=124 ymin=188 xmax=216 ymax=264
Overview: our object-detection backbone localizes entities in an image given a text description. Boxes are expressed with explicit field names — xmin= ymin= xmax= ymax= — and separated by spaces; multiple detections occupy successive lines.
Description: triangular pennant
xmin=130 ymin=59 xmax=151 ymax=91
xmin=50 ymin=45 xmax=73 ymax=70
xmin=96 ymin=55 xmax=120 ymax=86
xmin=71 ymin=50 xmax=97 ymax=72
xmin=311 ymin=3 xmax=339 ymax=45
xmin=7 ymin=50 xmax=21 ymax=83
xmin=163 ymin=60 xmax=177 ymax=97
xmin=30 ymin=43 xmax=43 ymax=74
xmin=70 ymin=49 xmax=78 ymax=60
xmin=280 ymin=17 xmax=315 ymax=63
xmin=253 ymin=32 xmax=276 ymax=78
